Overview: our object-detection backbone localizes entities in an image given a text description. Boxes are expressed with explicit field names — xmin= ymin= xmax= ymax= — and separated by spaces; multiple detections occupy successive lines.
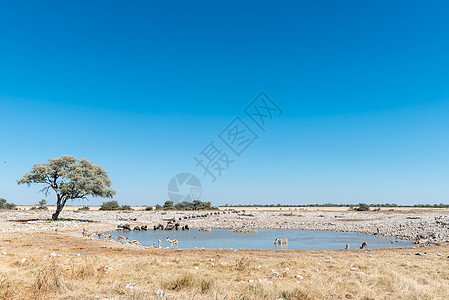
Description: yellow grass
xmin=1 ymin=231 xmax=449 ymax=299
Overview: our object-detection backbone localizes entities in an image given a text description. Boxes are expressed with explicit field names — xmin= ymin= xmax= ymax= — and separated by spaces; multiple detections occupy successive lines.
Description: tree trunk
xmin=52 ymin=194 xmax=64 ymax=220
xmin=52 ymin=208 xmax=61 ymax=220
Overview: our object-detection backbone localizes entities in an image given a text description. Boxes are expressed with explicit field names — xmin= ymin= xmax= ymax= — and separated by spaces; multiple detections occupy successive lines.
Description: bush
xmin=99 ymin=200 xmax=120 ymax=211
xmin=0 ymin=198 xmax=17 ymax=210
xmin=78 ymin=206 xmax=90 ymax=211
xmin=171 ymin=200 xmax=218 ymax=211
xmin=163 ymin=200 xmax=174 ymax=210
xmin=37 ymin=199 xmax=48 ymax=210
xmin=120 ymin=205 xmax=133 ymax=211
xmin=155 ymin=204 xmax=162 ymax=210
xmin=145 ymin=206 xmax=153 ymax=211
xmin=5 ymin=203 xmax=17 ymax=210
xmin=355 ymin=203 xmax=370 ymax=211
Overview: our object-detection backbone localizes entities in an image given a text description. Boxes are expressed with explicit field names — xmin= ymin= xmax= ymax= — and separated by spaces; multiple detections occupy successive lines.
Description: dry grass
xmin=1 ymin=231 xmax=449 ymax=299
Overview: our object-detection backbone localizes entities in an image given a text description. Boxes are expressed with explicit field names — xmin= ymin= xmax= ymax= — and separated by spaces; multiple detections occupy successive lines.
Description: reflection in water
xmin=105 ymin=228 xmax=412 ymax=250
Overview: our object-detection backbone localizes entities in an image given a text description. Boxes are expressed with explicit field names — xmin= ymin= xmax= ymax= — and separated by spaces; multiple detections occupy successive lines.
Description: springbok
xmin=158 ymin=239 xmax=162 ymax=248
xmin=127 ymin=239 xmax=141 ymax=245
xmin=345 ymin=244 xmax=350 ymax=249
xmin=166 ymin=237 xmax=178 ymax=248
xmin=416 ymin=238 xmax=429 ymax=247
xmin=103 ymin=234 xmax=113 ymax=240
xmin=117 ymin=235 xmax=127 ymax=243
xmin=360 ymin=242 xmax=368 ymax=249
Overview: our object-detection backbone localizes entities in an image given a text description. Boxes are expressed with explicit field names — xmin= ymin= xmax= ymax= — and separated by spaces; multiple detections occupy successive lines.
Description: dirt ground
xmin=1 ymin=208 xmax=449 ymax=299
xmin=1 ymin=228 xmax=449 ymax=299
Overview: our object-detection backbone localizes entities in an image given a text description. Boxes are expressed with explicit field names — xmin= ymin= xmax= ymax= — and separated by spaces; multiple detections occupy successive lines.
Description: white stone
xmin=350 ymin=267 xmax=357 ymax=271
xmin=156 ymin=290 xmax=166 ymax=298
xmin=294 ymin=275 xmax=303 ymax=279
xmin=50 ymin=252 xmax=56 ymax=258
xmin=21 ymin=258 xmax=27 ymax=263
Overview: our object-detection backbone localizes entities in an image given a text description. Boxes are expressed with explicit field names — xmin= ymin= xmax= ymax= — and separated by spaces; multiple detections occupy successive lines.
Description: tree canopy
xmin=18 ymin=155 xmax=115 ymax=220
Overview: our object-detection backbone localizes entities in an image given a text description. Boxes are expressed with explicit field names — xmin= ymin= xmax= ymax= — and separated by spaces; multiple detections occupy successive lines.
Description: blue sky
xmin=1 ymin=1 xmax=448 ymax=206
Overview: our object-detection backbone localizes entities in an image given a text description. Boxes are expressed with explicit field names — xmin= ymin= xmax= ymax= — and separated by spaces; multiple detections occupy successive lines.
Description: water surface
xmin=106 ymin=228 xmax=412 ymax=250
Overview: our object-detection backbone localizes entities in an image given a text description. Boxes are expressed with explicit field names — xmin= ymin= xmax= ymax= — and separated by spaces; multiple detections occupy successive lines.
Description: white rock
xmin=156 ymin=290 xmax=166 ymax=298
xmin=350 ymin=267 xmax=357 ymax=271
xmin=296 ymin=280 xmax=301 ymax=283
xmin=194 ymin=266 xmax=199 ymax=270
xmin=21 ymin=258 xmax=27 ymax=263
xmin=285 ymin=267 xmax=289 ymax=271
xmin=76 ymin=253 xmax=80 ymax=256
xmin=50 ymin=252 xmax=56 ymax=258
xmin=294 ymin=275 xmax=303 ymax=280
xmin=359 ymin=272 xmax=365 ymax=275
xmin=248 ymin=279 xmax=254 ymax=283
xmin=314 ymin=269 xmax=319 ymax=272
xmin=257 ymin=265 xmax=262 ymax=269
xmin=1 ymin=252 xmax=6 ymax=255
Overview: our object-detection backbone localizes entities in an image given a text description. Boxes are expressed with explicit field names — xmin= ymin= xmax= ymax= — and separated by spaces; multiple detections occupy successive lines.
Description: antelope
xmin=103 ymin=234 xmax=113 ymax=240
xmin=166 ymin=237 xmax=178 ymax=248
xmin=158 ymin=239 xmax=162 ymax=248
xmin=117 ymin=235 xmax=127 ymax=243
xmin=345 ymin=244 xmax=350 ymax=249
xmin=127 ymin=239 xmax=141 ymax=245
xmin=416 ymin=238 xmax=429 ymax=247
xmin=360 ymin=242 xmax=368 ymax=249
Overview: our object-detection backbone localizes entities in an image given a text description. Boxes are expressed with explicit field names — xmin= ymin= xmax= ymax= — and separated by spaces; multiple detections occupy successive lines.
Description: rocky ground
xmin=1 ymin=208 xmax=449 ymax=243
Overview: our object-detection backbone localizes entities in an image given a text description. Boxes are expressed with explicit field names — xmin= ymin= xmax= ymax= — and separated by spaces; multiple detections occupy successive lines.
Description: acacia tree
xmin=18 ymin=155 xmax=116 ymax=220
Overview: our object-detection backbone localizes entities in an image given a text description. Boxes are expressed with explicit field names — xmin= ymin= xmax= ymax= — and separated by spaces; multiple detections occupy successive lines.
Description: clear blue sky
xmin=1 ymin=1 xmax=448 ymax=206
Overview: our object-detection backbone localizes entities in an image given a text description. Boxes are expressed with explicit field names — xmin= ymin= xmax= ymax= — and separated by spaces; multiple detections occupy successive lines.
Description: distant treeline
xmin=222 ymin=203 xmax=449 ymax=208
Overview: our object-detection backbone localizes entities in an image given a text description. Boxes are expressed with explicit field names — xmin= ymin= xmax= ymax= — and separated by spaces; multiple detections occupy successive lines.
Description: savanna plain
xmin=1 ymin=207 xmax=449 ymax=300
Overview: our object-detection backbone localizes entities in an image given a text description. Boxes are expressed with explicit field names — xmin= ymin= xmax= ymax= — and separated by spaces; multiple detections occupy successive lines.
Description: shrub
xmin=37 ymin=199 xmax=48 ymax=210
xmin=355 ymin=203 xmax=370 ymax=211
xmin=5 ymin=203 xmax=17 ymax=210
xmin=145 ymin=206 xmax=153 ymax=211
xmin=99 ymin=200 xmax=120 ymax=211
xmin=78 ymin=206 xmax=90 ymax=211
xmin=0 ymin=198 xmax=17 ymax=210
xmin=120 ymin=205 xmax=133 ymax=211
